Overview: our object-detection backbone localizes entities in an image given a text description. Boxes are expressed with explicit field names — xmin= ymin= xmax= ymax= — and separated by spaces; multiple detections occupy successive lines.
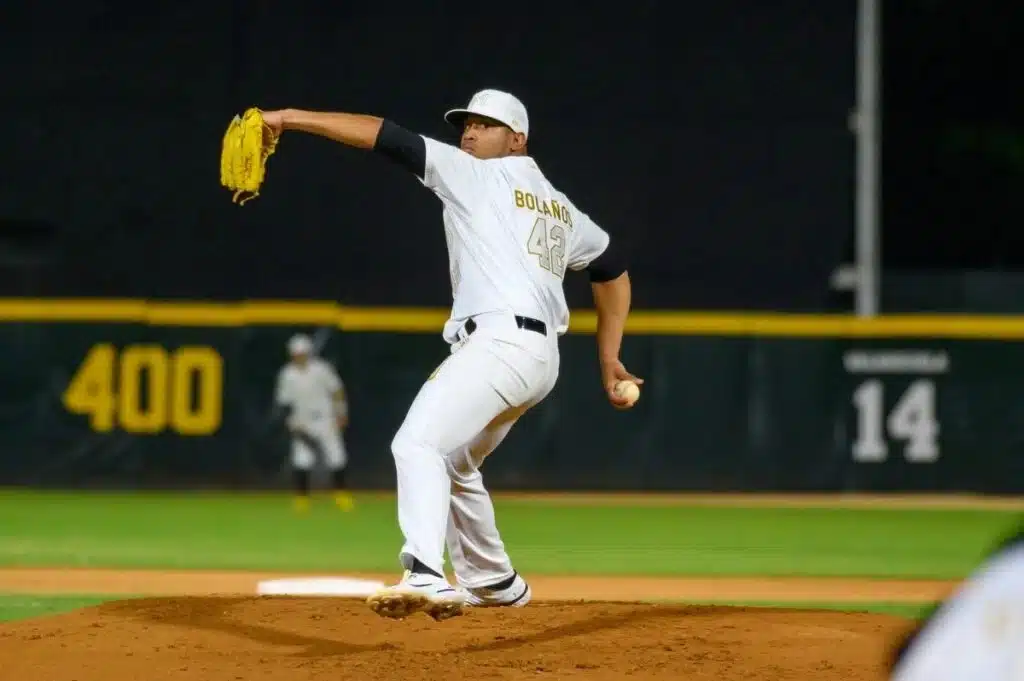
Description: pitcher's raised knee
xmin=390 ymin=431 xmax=442 ymax=464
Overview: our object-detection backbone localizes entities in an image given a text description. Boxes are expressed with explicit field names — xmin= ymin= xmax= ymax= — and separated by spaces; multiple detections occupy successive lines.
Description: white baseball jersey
xmin=274 ymin=358 xmax=345 ymax=428
xmin=419 ymin=138 xmax=611 ymax=342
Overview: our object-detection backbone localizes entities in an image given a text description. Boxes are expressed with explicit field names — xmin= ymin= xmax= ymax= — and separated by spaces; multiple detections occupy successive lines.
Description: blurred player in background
xmin=888 ymin=518 xmax=1024 ymax=680
xmin=274 ymin=334 xmax=354 ymax=512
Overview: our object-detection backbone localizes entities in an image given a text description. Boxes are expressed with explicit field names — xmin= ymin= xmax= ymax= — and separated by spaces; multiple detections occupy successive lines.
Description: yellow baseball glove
xmin=220 ymin=107 xmax=279 ymax=205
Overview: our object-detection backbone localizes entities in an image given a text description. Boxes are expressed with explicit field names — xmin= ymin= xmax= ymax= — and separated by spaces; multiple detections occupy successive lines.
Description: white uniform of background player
xmin=259 ymin=89 xmax=642 ymax=621
xmin=275 ymin=334 xmax=354 ymax=512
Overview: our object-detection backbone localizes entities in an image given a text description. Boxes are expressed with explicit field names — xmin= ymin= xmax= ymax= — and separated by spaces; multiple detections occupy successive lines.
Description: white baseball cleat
xmin=366 ymin=570 xmax=466 ymax=621
xmin=461 ymin=571 xmax=532 ymax=608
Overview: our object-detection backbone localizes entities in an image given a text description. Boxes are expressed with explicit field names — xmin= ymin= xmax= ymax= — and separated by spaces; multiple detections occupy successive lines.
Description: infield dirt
xmin=0 ymin=567 xmax=938 ymax=680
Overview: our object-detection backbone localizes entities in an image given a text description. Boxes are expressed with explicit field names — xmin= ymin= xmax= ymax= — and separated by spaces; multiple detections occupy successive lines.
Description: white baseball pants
xmin=291 ymin=422 xmax=347 ymax=470
xmin=390 ymin=312 xmax=559 ymax=582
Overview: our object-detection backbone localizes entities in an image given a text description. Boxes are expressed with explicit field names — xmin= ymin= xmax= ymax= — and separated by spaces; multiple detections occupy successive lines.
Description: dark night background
xmin=884 ymin=0 xmax=1022 ymax=270
xmin=0 ymin=0 xmax=1020 ymax=312
xmin=2 ymin=2 xmax=1024 ymax=496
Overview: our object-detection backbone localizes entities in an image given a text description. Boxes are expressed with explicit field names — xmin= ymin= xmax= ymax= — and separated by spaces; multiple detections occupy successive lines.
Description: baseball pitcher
xmin=256 ymin=89 xmax=640 ymax=621
xmin=274 ymin=334 xmax=354 ymax=512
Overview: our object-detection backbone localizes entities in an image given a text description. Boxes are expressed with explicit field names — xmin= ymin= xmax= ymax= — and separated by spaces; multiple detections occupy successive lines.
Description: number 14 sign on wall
xmin=844 ymin=349 xmax=948 ymax=464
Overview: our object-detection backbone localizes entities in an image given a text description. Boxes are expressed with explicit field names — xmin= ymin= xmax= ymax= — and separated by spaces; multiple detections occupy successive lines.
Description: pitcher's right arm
xmin=567 ymin=212 xmax=643 ymax=408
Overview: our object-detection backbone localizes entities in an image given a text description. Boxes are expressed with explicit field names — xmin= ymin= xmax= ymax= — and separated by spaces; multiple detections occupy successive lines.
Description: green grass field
xmin=0 ymin=489 xmax=1018 ymax=623
xmin=0 ymin=595 xmax=112 ymax=622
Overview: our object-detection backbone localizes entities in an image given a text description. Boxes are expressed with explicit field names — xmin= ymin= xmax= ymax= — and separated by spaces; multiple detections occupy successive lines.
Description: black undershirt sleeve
xmin=586 ymin=239 xmax=628 ymax=282
xmin=372 ymin=119 xmax=427 ymax=179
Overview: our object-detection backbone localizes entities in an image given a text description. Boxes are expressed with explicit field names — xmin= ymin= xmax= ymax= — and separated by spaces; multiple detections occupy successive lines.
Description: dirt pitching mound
xmin=0 ymin=596 xmax=914 ymax=681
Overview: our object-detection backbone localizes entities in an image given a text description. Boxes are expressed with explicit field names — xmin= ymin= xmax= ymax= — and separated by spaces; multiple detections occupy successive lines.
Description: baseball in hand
xmin=613 ymin=380 xmax=641 ymax=406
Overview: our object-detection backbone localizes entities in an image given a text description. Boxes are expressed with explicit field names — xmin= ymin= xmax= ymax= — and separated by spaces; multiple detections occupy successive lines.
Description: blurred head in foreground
xmin=888 ymin=518 xmax=1024 ymax=681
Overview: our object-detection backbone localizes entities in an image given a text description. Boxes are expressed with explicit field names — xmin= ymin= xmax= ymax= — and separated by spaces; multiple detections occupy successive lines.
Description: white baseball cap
xmin=287 ymin=334 xmax=313 ymax=356
xmin=444 ymin=89 xmax=530 ymax=139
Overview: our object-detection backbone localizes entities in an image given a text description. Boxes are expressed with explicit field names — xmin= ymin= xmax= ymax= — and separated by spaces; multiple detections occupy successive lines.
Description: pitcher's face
xmin=460 ymin=115 xmax=526 ymax=159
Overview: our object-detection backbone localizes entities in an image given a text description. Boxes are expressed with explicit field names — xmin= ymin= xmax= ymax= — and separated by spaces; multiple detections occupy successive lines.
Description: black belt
xmin=465 ymin=315 xmax=547 ymax=337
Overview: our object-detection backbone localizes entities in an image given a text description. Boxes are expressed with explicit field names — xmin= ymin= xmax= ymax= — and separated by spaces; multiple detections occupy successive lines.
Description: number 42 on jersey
xmin=527 ymin=217 xmax=566 ymax=277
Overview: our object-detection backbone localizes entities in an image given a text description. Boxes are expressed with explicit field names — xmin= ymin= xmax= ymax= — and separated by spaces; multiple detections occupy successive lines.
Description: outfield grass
xmin=3 ymin=490 xmax=1006 ymax=624
xmin=0 ymin=595 xmax=113 ymax=622
xmin=0 ymin=489 xmax=1017 ymax=578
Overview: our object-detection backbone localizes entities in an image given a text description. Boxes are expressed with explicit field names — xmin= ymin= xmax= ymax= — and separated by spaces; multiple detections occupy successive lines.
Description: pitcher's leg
xmin=371 ymin=332 xmax=551 ymax=621
xmin=445 ymin=411 xmax=520 ymax=588
xmin=390 ymin=342 xmax=522 ymax=578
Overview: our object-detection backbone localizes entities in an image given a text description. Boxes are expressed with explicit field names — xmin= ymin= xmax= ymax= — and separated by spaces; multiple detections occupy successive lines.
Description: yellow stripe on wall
xmin=0 ymin=298 xmax=1023 ymax=338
